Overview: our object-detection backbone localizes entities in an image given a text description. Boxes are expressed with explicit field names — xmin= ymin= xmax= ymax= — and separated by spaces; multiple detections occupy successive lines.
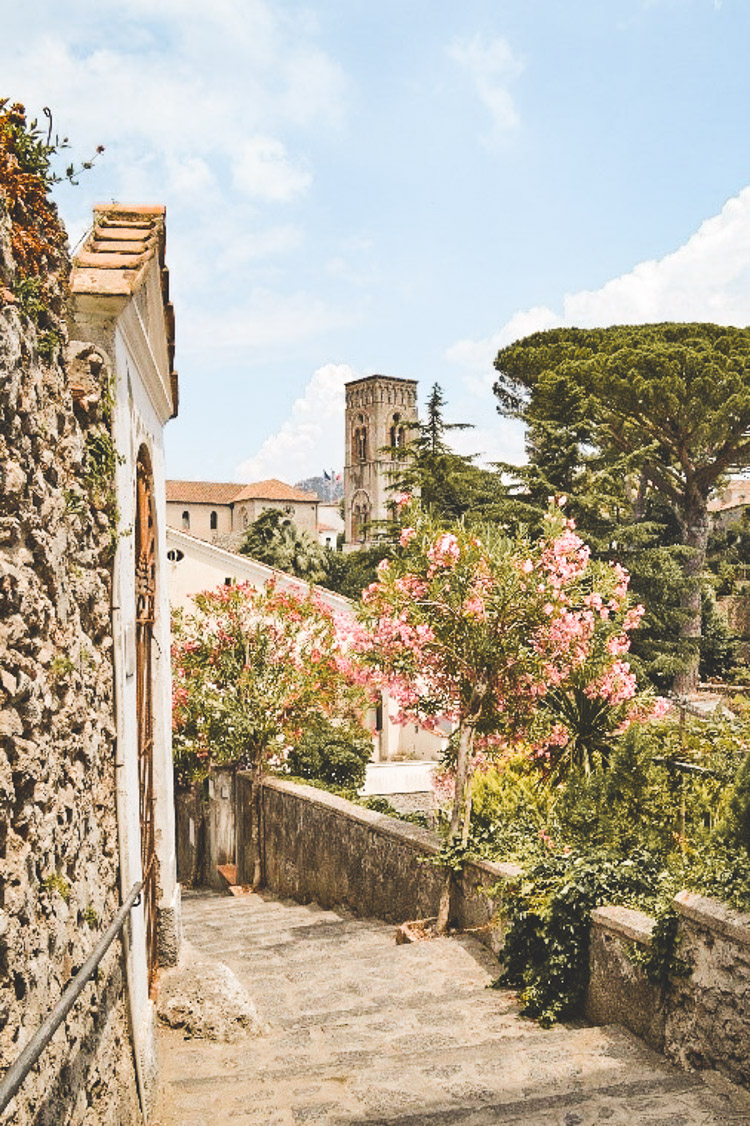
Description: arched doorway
xmin=135 ymin=447 xmax=159 ymax=988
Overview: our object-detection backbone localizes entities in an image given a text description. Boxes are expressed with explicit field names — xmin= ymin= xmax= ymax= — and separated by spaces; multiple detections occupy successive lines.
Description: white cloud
xmin=0 ymin=3 xmax=346 ymax=233
xmin=448 ymin=34 xmax=524 ymax=136
xmin=235 ymin=363 xmax=356 ymax=482
xmin=217 ymin=225 xmax=304 ymax=271
xmin=232 ymin=136 xmax=312 ymax=201
xmin=447 ymin=186 xmax=750 ymax=385
xmin=445 ymin=186 xmax=750 ymax=467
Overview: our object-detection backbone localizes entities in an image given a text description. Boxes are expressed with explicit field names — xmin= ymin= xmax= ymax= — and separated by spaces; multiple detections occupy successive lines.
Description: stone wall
xmin=0 ymin=201 xmax=141 ymax=1123
xmin=236 ymin=774 xmax=520 ymax=949
xmin=175 ymin=769 xmax=236 ymax=891
xmin=586 ymin=894 xmax=750 ymax=1090
xmin=665 ymin=891 xmax=750 ymax=1084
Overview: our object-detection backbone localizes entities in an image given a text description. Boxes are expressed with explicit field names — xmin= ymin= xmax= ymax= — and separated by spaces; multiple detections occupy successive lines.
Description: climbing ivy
xmin=492 ymin=848 xmax=677 ymax=1026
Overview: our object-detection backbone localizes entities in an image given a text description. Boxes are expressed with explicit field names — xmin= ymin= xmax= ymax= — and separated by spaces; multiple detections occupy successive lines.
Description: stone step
xmin=156 ymin=893 xmax=750 ymax=1126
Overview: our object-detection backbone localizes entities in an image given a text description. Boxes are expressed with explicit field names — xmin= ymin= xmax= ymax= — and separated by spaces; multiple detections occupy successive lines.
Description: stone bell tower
xmin=344 ymin=374 xmax=418 ymax=548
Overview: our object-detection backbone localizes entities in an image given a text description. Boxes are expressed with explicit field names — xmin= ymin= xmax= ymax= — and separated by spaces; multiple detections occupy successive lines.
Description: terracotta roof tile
xmin=709 ymin=478 xmax=750 ymax=512
xmin=166 ymin=478 xmax=319 ymax=505
xmin=166 ymin=481 xmax=243 ymax=504
xmin=70 ymin=204 xmax=178 ymax=417
xmin=232 ymin=479 xmax=318 ymax=503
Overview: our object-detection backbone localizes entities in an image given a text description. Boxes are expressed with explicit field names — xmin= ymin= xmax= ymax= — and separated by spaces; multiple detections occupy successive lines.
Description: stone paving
xmin=154 ymin=889 xmax=750 ymax=1125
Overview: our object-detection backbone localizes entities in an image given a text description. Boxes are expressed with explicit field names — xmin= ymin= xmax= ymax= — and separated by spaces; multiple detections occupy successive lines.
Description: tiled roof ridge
xmin=232 ymin=478 xmax=319 ymax=502
xmin=166 ymin=478 xmax=319 ymax=504
xmin=70 ymin=204 xmax=177 ymax=418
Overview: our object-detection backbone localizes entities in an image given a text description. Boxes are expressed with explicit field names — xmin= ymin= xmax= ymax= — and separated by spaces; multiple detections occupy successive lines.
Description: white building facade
xmin=69 ymin=204 xmax=180 ymax=1108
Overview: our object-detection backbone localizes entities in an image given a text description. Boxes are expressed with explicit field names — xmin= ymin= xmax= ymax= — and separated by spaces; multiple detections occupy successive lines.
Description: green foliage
xmin=240 ymin=508 xmax=327 ymax=583
xmin=683 ymin=841 xmax=750 ymax=912
xmin=283 ymin=716 xmax=373 ymax=790
xmin=49 ymin=655 xmax=74 ymax=683
xmin=479 ymin=710 xmax=750 ymax=1023
xmin=469 ymin=758 xmax=559 ymax=863
xmin=321 ymin=544 xmax=392 ymax=600
xmin=63 ymin=488 xmax=86 ymax=517
xmin=41 ymin=872 xmax=71 ymax=901
xmin=85 ymin=430 xmax=119 ymax=498
xmin=82 ymin=905 xmax=100 ymax=928
xmin=699 ymin=588 xmax=739 ymax=681
xmin=387 ymin=383 xmax=504 ymax=525
xmin=494 ymin=847 xmax=669 ymax=1025
xmin=716 ymin=751 xmax=750 ymax=856
xmin=494 ymin=323 xmax=750 ymax=690
xmin=630 ymin=907 xmax=692 ymax=989
xmin=171 ymin=582 xmax=370 ymax=786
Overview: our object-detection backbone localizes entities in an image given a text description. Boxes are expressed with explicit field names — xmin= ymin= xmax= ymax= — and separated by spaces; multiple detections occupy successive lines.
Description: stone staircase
xmin=155 ymin=889 xmax=750 ymax=1125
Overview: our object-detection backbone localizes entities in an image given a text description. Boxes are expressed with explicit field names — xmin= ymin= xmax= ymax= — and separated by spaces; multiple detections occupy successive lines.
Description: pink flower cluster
xmin=585 ymin=659 xmax=637 ymax=705
xmin=427 ymin=532 xmax=460 ymax=569
xmin=539 ymin=529 xmax=591 ymax=589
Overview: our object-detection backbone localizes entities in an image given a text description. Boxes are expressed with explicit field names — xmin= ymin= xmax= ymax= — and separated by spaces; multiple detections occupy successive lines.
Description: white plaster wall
xmin=111 ymin=319 xmax=179 ymax=1108
xmin=166 ymin=527 xmax=351 ymax=616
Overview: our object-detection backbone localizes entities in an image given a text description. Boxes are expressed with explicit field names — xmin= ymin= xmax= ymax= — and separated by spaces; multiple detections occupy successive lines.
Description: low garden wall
xmin=588 ymin=893 xmax=750 ymax=1088
xmin=236 ymin=774 xmax=750 ymax=1089
xmin=236 ymin=774 xmax=519 ymax=951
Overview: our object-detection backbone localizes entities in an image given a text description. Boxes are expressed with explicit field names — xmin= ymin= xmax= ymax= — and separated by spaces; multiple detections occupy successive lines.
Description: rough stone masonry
xmin=0 ymin=198 xmax=141 ymax=1124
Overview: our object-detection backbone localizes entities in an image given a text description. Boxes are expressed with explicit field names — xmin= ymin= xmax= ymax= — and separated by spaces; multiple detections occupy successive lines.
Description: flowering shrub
xmin=355 ymin=497 xmax=665 ymax=928
xmin=171 ymin=580 xmax=371 ymax=787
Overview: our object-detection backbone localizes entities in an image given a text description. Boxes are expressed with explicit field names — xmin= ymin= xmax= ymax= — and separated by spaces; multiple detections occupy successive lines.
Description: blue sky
xmin=4 ymin=0 xmax=750 ymax=483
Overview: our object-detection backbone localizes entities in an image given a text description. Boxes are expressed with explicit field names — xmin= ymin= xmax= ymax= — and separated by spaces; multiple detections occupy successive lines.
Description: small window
xmin=210 ymin=510 xmax=218 ymax=530
xmin=181 ymin=510 xmax=190 ymax=529
xmin=166 ymin=548 xmax=184 ymax=563
xmin=224 ymin=577 xmax=233 ymax=586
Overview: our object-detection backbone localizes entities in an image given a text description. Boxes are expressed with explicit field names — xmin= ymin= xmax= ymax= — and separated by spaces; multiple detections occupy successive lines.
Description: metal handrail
xmin=0 ymin=879 xmax=144 ymax=1115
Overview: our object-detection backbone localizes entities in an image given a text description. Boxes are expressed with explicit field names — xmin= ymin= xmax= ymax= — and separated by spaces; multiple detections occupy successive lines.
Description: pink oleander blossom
xmin=623 ymin=604 xmax=645 ymax=631
xmin=393 ymin=492 xmax=413 ymax=512
xmin=427 ymin=532 xmax=460 ymax=568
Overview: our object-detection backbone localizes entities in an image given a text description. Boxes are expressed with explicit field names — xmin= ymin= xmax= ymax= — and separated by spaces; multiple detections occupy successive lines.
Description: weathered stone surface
xmin=154 ymin=890 xmax=750 ymax=1125
xmin=664 ymin=893 xmax=750 ymax=1088
xmin=586 ymin=905 xmax=665 ymax=1051
xmin=157 ymin=940 xmax=263 ymax=1041
xmin=0 ymin=199 xmax=140 ymax=1123
xmin=236 ymin=775 xmax=518 ymax=948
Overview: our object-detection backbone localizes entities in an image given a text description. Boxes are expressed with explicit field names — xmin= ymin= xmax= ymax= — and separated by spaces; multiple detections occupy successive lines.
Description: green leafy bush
xmin=482 ymin=710 xmax=750 ymax=1024
xmin=494 ymin=847 xmax=672 ymax=1026
xmin=284 ymin=717 xmax=373 ymax=790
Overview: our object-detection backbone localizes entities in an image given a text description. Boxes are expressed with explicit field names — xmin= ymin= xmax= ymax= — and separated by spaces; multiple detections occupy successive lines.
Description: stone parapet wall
xmin=0 ymin=201 xmax=140 ymax=1122
xmin=665 ymin=891 xmax=750 ymax=1083
xmin=236 ymin=774 xmax=519 ymax=947
xmin=587 ymin=894 xmax=750 ymax=1089
xmin=586 ymin=905 xmax=664 ymax=1050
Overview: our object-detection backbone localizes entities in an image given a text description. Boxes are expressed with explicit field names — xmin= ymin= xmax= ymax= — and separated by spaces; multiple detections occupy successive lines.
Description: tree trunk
xmin=673 ymin=497 xmax=710 ymax=697
xmin=435 ymin=721 xmax=475 ymax=934
xmin=250 ymin=763 xmax=263 ymax=889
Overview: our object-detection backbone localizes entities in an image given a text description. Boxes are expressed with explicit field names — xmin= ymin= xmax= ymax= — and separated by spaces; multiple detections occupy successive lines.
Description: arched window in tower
xmin=352 ymin=413 xmax=368 ymax=462
xmin=210 ymin=510 xmax=218 ymax=531
xmin=390 ymin=412 xmax=406 ymax=449
xmin=181 ymin=510 xmax=190 ymax=529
